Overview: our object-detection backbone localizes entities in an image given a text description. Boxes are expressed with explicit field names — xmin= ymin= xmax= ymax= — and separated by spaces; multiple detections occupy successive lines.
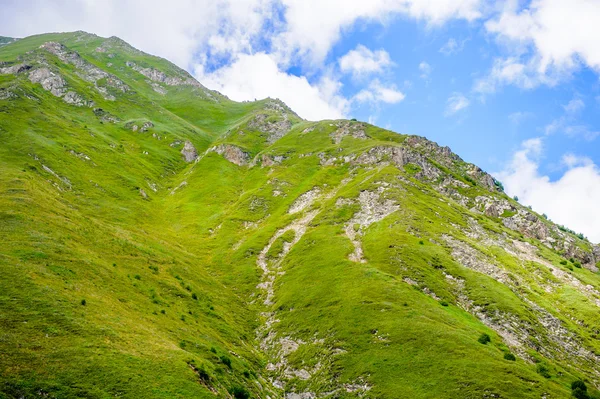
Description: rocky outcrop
xmin=353 ymin=146 xmax=442 ymax=180
xmin=0 ymin=62 xmax=31 ymax=75
xmin=248 ymin=113 xmax=293 ymax=144
xmin=211 ymin=144 xmax=249 ymax=166
xmin=126 ymin=61 xmax=203 ymax=88
xmin=181 ymin=141 xmax=199 ymax=163
xmin=40 ymin=42 xmax=129 ymax=100
xmin=330 ymin=121 xmax=368 ymax=144
xmin=93 ymin=108 xmax=119 ymax=123
xmin=29 ymin=68 xmax=67 ymax=97
xmin=340 ymin=187 xmax=399 ymax=263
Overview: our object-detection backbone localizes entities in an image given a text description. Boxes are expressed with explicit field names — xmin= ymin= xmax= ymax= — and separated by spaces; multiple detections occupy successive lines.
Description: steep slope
xmin=1 ymin=32 xmax=600 ymax=399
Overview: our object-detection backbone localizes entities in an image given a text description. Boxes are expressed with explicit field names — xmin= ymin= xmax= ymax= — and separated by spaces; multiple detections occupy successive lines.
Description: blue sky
xmin=2 ymin=0 xmax=600 ymax=241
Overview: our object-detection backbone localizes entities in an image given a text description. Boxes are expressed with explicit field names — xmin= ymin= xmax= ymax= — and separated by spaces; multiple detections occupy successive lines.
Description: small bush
xmin=230 ymin=386 xmax=250 ymax=399
xmin=81 ymin=299 xmax=86 ymax=306
xmin=513 ymin=195 xmax=519 ymax=201
xmin=572 ymin=381 xmax=587 ymax=392
xmin=503 ymin=353 xmax=516 ymax=361
xmin=134 ymin=274 xmax=141 ymax=280
xmin=160 ymin=309 xmax=166 ymax=314
xmin=192 ymin=293 xmax=198 ymax=300
xmin=536 ymin=363 xmax=551 ymax=378
xmin=210 ymin=347 xmax=217 ymax=354
xmin=572 ymin=388 xmax=590 ymax=399
xmin=570 ymin=258 xmax=576 ymax=263
xmin=419 ymin=240 xmax=424 ymax=245
xmin=220 ymin=355 xmax=232 ymax=368
xmin=574 ymin=262 xmax=582 ymax=268
xmin=567 ymin=264 xmax=574 ymax=271
xmin=243 ymin=370 xmax=251 ymax=378
xmin=440 ymin=301 xmax=449 ymax=307
xmin=478 ymin=333 xmax=491 ymax=344
xmin=560 ymin=260 xmax=568 ymax=265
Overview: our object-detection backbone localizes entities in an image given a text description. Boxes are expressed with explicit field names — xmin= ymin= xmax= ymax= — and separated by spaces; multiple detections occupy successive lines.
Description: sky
xmin=2 ymin=0 xmax=600 ymax=242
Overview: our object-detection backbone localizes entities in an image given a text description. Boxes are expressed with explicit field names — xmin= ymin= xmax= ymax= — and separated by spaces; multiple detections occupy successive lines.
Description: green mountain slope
xmin=1 ymin=31 xmax=600 ymax=399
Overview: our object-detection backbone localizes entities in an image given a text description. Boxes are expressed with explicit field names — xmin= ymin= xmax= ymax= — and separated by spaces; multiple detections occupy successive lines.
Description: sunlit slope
xmin=1 ymin=32 xmax=600 ymax=399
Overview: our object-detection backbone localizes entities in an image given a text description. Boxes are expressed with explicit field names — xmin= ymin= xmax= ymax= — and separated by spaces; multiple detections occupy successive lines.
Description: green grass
xmin=0 ymin=31 xmax=599 ymax=398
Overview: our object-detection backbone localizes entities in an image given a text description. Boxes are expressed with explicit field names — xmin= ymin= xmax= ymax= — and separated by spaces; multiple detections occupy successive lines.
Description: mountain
xmin=1 ymin=31 xmax=600 ymax=399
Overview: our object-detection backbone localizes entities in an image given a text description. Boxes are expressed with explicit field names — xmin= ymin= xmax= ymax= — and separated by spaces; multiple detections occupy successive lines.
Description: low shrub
xmin=478 ymin=333 xmax=491 ymax=344
xmin=220 ymin=355 xmax=232 ymax=368
xmin=503 ymin=353 xmax=516 ymax=361
xmin=536 ymin=363 xmax=551 ymax=378
xmin=230 ymin=386 xmax=250 ymax=399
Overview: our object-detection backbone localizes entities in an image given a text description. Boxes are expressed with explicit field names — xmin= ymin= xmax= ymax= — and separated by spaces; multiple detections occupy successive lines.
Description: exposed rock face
xmin=40 ymin=42 xmax=129 ymax=100
xmin=289 ymin=188 xmax=320 ymax=214
xmin=29 ymin=68 xmax=67 ymax=97
xmin=353 ymin=146 xmax=441 ymax=180
xmin=260 ymin=154 xmax=286 ymax=167
xmin=140 ymin=121 xmax=154 ymax=132
xmin=340 ymin=188 xmax=399 ymax=263
xmin=211 ymin=144 xmax=249 ymax=166
xmin=181 ymin=140 xmax=199 ymax=163
xmin=126 ymin=61 xmax=203 ymax=88
xmin=93 ymin=108 xmax=120 ymax=123
xmin=330 ymin=121 xmax=368 ymax=144
xmin=0 ymin=63 xmax=31 ymax=75
xmin=248 ymin=113 xmax=293 ymax=144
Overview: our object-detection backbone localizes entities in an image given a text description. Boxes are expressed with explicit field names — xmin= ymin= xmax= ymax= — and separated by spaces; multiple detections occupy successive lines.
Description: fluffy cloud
xmin=196 ymin=52 xmax=349 ymax=120
xmin=445 ymin=92 xmax=470 ymax=115
xmin=275 ymin=0 xmax=483 ymax=64
xmin=480 ymin=0 xmax=600 ymax=92
xmin=496 ymin=137 xmax=600 ymax=242
xmin=353 ymin=80 xmax=405 ymax=104
xmin=419 ymin=61 xmax=432 ymax=80
xmin=543 ymin=97 xmax=599 ymax=141
xmin=440 ymin=38 xmax=461 ymax=55
xmin=0 ymin=0 xmax=485 ymax=120
xmin=339 ymin=45 xmax=392 ymax=77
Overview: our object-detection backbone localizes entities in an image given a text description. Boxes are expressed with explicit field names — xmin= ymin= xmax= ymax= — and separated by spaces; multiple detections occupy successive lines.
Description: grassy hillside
xmin=1 ymin=32 xmax=600 ymax=399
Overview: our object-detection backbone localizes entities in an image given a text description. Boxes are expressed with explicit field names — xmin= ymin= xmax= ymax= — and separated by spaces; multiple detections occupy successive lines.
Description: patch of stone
xmin=289 ymin=188 xmax=321 ymax=214
xmin=181 ymin=140 xmax=199 ymax=163
xmin=248 ymin=113 xmax=293 ymax=144
xmin=93 ymin=108 xmax=120 ymax=123
xmin=210 ymin=144 xmax=249 ymax=166
xmin=352 ymin=146 xmax=441 ymax=181
xmin=0 ymin=62 xmax=31 ymax=75
xmin=330 ymin=121 xmax=368 ymax=144
xmin=40 ymin=42 xmax=129 ymax=100
xmin=29 ymin=67 xmax=67 ymax=97
xmin=341 ymin=187 xmax=399 ymax=263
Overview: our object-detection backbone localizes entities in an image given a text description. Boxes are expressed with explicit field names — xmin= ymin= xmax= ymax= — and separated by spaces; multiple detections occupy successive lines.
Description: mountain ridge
xmin=1 ymin=31 xmax=600 ymax=399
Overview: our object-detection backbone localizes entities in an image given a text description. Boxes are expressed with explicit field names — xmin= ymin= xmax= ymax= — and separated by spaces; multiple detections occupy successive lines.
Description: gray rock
xmin=29 ymin=68 xmax=67 ymax=97
xmin=181 ymin=141 xmax=199 ymax=163
xmin=211 ymin=144 xmax=249 ymax=166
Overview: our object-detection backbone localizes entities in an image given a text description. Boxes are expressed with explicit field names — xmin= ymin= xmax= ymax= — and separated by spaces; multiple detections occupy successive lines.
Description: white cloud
xmin=563 ymin=98 xmax=585 ymax=114
xmin=339 ymin=45 xmax=392 ymax=77
xmin=439 ymin=38 xmax=465 ymax=55
xmin=496 ymin=137 xmax=600 ymax=242
xmin=543 ymin=97 xmax=598 ymax=141
xmin=354 ymin=79 xmax=405 ymax=104
xmin=275 ymin=0 xmax=483 ymax=64
xmin=419 ymin=61 xmax=432 ymax=80
xmin=0 ymin=0 xmax=486 ymax=121
xmin=445 ymin=92 xmax=470 ymax=116
xmin=481 ymin=0 xmax=600 ymax=92
xmin=196 ymin=52 xmax=349 ymax=120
